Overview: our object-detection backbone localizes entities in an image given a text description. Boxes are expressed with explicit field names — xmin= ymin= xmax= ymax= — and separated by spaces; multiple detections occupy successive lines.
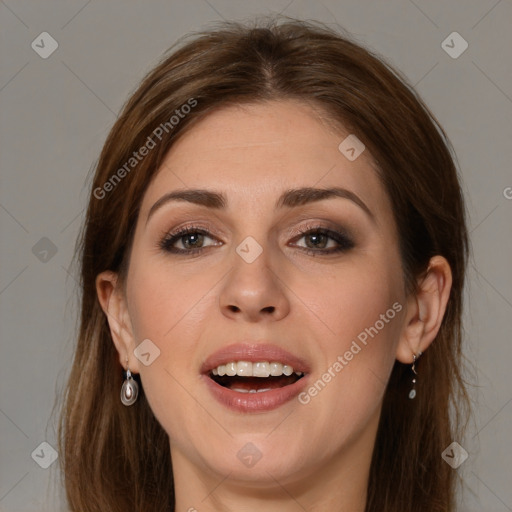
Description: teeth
xmin=253 ymin=362 xmax=270 ymax=377
xmin=269 ymin=362 xmax=283 ymax=376
xmin=225 ymin=362 xmax=237 ymax=376
xmin=210 ymin=361 xmax=304 ymax=378
xmin=232 ymin=388 xmax=273 ymax=393
xmin=236 ymin=361 xmax=252 ymax=376
xmin=282 ymin=365 xmax=293 ymax=376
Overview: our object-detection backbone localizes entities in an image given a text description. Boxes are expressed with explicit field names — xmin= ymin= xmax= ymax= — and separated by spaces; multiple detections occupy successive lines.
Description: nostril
xmin=261 ymin=306 xmax=275 ymax=314
xmin=228 ymin=305 xmax=240 ymax=312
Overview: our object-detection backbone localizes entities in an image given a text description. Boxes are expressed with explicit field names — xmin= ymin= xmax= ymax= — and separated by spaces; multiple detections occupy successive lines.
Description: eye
xmin=159 ymin=226 xmax=221 ymax=254
xmin=158 ymin=224 xmax=354 ymax=256
xmin=290 ymin=225 xmax=354 ymax=255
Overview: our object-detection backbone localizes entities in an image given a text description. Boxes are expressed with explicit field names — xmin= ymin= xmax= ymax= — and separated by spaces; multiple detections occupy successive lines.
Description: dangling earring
xmin=408 ymin=351 xmax=422 ymax=399
xmin=121 ymin=361 xmax=139 ymax=406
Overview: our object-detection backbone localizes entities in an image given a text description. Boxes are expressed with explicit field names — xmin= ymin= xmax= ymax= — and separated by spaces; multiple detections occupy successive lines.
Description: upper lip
xmin=200 ymin=343 xmax=311 ymax=374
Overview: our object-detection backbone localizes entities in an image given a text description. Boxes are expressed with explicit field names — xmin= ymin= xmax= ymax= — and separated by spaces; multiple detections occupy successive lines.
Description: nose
xmin=218 ymin=248 xmax=290 ymax=323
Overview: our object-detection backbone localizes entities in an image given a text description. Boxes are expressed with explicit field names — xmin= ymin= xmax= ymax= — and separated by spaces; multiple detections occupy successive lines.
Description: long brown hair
xmin=58 ymin=18 xmax=470 ymax=511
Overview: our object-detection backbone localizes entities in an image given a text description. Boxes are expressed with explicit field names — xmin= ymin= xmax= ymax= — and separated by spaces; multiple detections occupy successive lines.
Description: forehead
xmin=140 ymin=100 xmax=392 ymax=221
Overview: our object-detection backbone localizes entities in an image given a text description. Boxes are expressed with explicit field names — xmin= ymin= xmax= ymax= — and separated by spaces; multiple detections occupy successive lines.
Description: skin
xmin=97 ymin=100 xmax=452 ymax=511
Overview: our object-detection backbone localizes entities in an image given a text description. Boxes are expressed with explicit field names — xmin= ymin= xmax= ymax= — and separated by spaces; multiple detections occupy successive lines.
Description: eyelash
xmin=158 ymin=223 xmax=355 ymax=256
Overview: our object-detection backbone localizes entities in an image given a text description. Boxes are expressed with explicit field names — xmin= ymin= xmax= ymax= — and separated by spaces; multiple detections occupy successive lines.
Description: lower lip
xmin=202 ymin=374 xmax=309 ymax=412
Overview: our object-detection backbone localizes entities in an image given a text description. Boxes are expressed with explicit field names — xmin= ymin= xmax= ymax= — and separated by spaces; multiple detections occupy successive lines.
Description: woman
xmin=58 ymin=18 xmax=470 ymax=511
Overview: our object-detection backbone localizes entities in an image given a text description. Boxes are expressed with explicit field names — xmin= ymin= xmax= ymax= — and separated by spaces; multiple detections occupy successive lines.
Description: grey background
xmin=0 ymin=1 xmax=511 ymax=511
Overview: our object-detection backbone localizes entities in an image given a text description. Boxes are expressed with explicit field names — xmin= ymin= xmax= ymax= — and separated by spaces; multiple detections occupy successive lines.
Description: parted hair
xmin=58 ymin=18 xmax=470 ymax=512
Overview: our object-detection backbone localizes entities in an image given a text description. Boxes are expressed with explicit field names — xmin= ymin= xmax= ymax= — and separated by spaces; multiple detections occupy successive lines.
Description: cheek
xmin=290 ymin=254 xmax=403 ymax=350
xmin=127 ymin=256 xmax=218 ymax=343
xmin=289 ymin=255 xmax=404 ymax=416
xmin=125 ymin=261 xmax=223 ymax=447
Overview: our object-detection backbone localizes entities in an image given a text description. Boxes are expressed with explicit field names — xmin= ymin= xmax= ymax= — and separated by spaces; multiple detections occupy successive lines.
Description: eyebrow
xmin=146 ymin=186 xmax=375 ymax=225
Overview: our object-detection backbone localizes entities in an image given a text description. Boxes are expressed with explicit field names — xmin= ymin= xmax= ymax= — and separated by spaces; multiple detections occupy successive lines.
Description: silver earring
xmin=408 ymin=351 xmax=422 ymax=399
xmin=121 ymin=367 xmax=139 ymax=406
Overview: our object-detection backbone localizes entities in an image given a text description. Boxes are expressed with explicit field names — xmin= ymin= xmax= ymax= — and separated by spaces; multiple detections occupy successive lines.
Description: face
xmin=115 ymin=100 xmax=410 ymax=487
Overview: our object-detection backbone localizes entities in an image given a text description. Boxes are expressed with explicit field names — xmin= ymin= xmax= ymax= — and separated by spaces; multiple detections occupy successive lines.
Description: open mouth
xmin=209 ymin=361 xmax=305 ymax=393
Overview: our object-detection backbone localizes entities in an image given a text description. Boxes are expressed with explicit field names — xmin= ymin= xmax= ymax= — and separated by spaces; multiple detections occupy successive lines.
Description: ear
xmin=396 ymin=255 xmax=453 ymax=364
xmin=96 ymin=270 xmax=141 ymax=374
